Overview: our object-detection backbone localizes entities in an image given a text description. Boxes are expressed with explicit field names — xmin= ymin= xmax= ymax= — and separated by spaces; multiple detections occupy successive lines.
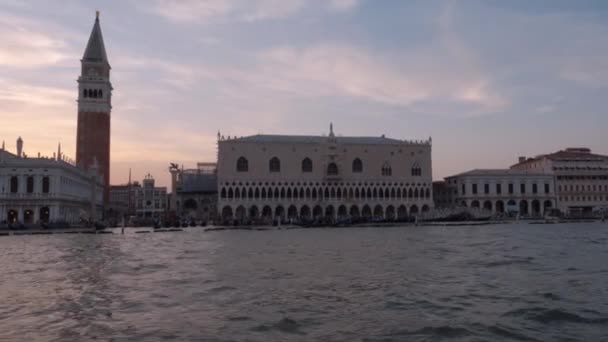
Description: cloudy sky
xmin=2 ymin=0 xmax=608 ymax=187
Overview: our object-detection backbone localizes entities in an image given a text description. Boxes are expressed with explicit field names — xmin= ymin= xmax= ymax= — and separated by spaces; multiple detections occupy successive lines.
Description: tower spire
xmin=83 ymin=11 xmax=109 ymax=65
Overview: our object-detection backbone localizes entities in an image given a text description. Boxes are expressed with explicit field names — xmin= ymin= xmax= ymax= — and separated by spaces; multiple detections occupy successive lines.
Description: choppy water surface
xmin=1 ymin=223 xmax=607 ymax=341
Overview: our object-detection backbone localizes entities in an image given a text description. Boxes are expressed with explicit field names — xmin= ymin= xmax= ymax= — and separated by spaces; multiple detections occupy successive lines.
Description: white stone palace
xmin=217 ymin=125 xmax=433 ymax=223
xmin=437 ymin=169 xmax=556 ymax=217
xmin=0 ymin=138 xmax=103 ymax=225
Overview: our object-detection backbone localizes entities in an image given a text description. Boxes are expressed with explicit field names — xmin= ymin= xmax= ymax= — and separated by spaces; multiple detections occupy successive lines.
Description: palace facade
xmin=0 ymin=138 xmax=103 ymax=225
xmin=217 ymin=125 xmax=433 ymax=223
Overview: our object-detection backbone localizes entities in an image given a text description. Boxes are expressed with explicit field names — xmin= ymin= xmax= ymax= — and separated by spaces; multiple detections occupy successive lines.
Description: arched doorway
xmin=24 ymin=209 xmax=34 ymax=224
xmin=338 ymin=205 xmax=347 ymax=218
xmin=275 ymin=206 xmax=285 ymax=221
xmin=39 ymin=207 xmax=50 ymax=223
xmin=410 ymin=205 xmax=419 ymax=216
xmin=350 ymin=205 xmax=360 ymax=219
xmin=7 ymin=209 xmax=18 ymax=224
xmin=397 ymin=205 xmax=407 ymax=219
xmin=421 ymin=204 xmax=430 ymax=213
xmin=313 ymin=205 xmax=323 ymax=219
xmin=495 ymin=200 xmax=505 ymax=213
xmin=519 ymin=200 xmax=529 ymax=216
xmin=325 ymin=205 xmax=335 ymax=220
xmin=262 ymin=206 xmax=272 ymax=220
xmin=287 ymin=205 xmax=298 ymax=220
xmin=385 ymin=205 xmax=395 ymax=220
xmin=373 ymin=205 xmax=383 ymax=219
xmin=221 ymin=206 xmax=233 ymax=222
xmin=235 ymin=206 xmax=246 ymax=222
xmin=362 ymin=205 xmax=372 ymax=219
xmin=249 ymin=206 xmax=259 ymax=220
xmin=531 ymin=200 xmax=541 ymax=216
xmin=300 ymin=205 xmax=311 ymax=220
xmin=471 ymin=200 xmax=480 ymax=209
xmin=543 ymin=200 xmax=553 ymax=212
xmin=460 ymin=200 xmax=467 ymax=207
xmin=507 ymin=200 xmax=517 ymax=213
xmin=483 ymin=200 xmax=492 ymax=212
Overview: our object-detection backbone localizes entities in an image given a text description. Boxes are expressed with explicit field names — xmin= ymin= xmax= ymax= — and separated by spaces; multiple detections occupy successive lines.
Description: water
xmin=1 ymin=223 xmax=607 ymax=341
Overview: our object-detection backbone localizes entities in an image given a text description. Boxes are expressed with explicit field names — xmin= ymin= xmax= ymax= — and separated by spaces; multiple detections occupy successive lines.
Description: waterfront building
xmin=216 ymin=125 xmax=433 ymax=223
xmin=169 ymin=163 xmax=218 ymax=222
xmin=0 ymin=138 xmax=103 ymax=224
xmin=76 ymin=11 xmax=113 ymax=204
xmin=134 ymin=174 xmax=168 ymax=220
xmin=511 ymin=148 xmax=608 ymax=215
xmin=438 ymin=169 xmax=556 ymax=217
xmin=108 ymin=183 xmax=137 ymax=222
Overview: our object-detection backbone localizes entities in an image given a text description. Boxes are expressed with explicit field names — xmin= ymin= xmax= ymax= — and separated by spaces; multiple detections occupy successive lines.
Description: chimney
xmin=518 ymin=156 xmax=526 ymax=163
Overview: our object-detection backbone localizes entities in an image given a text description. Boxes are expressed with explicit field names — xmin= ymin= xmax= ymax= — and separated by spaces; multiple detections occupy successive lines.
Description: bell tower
xmin=76 ymin=11 xmax=112 ymax=204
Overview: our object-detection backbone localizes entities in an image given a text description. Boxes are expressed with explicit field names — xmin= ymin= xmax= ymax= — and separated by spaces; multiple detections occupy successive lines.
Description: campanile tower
xmin=76 ymin=11 xmax=112 ymax=204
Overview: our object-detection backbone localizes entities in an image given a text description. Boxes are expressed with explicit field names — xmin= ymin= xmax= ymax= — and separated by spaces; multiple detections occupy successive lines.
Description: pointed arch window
xmin=352 ymin=158 xmax=363 ymax=173
xmin=83 ymin=89 xmax=88 ymax=98
xmin=327 ymin=162 xmax=338 ymax=176
xmin=411 ymin=162 xmax=422 ymax=176
xmin=99 ymin=89 xmax=103 ymax=98
xmin=381 ymin=162 xmax=392 ymax=176
xmin=269 ymin=157 xmax=281 ymax=173
xmin=301 ymin=157 xmax=313 ymax=173
xmin=236 ymin=157 xmax=248 ymax=172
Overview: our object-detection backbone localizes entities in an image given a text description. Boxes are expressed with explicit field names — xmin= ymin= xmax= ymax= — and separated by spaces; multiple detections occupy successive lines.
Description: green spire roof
xmin=82 ymin=11 xmax=109 ymax=65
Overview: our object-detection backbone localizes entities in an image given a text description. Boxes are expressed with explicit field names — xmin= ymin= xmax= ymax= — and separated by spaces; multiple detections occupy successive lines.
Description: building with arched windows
xmin=0 ymin=138 xmax=104 ymax=225
xmin=216 ymin=125 xmax=433 ymax=224
xmin=436 ymin=169 xmax=556 ymax=218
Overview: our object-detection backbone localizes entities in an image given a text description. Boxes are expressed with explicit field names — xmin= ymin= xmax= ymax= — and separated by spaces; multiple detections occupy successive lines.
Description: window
xmin=99 ymin=89 xmax=103 ymax=98
xmin=461 ymin=184 xmax=466 ymax=195
xmin=27 ymin=176 xmax=34 ymax=193
xmin=301 ymin=158 xmax=312 ymax=173
xmin=381 ymin=162 xmax=392 ymax=176
xmin=269 ymin=157 xmax=281 ymax=173
xmin=532 ymin=184 xmax=538 ymax=194
xmin=10 ymin=176 xmax=18 ymax=193
xmin=236 ymin=157 xmax=248 ymax=172
xmin=83 ymin=89 xmax=87 ymax=98
xmin=352 ymin=158 xmax=363 ymax=173
xmin=508 ymin=183 xmax=514 ymax=194
xmin=327 ymin=162 xmax=338 ymax=176
xmin=41 ymin=176 xmax=48 ymax=193
xmin=472 ymin=184 xmax=478 ymax=194
xmin=520 ymin=183 xmax=526 ymax=194
xmin=411 ymin=162 xmax=422 ymax=176
xmin=484 ymin=184 xmax=489 ymax=194
xmin=545 ymin=184 xmax=550 ymax=194
xmin=496 ymin=184 xmax=502 ymax=194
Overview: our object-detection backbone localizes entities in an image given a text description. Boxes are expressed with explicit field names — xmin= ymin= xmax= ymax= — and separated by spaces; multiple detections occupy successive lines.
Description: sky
xmin=1 ymin=0 xmax=608 ymax=188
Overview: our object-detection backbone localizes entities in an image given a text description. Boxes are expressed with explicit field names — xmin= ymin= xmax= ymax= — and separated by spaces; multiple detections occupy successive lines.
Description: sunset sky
xmin=2 ymin=0 xmax=608 ymax=187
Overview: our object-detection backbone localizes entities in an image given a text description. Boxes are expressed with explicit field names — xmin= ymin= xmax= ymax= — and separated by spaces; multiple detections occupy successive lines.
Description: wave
xmin=387 ymin=325 xmax=471 ymax=339
xmin=504 ymin=307 xmax=608 ymax=324
xmin=250 ymin=317 xmax=305 ymax=335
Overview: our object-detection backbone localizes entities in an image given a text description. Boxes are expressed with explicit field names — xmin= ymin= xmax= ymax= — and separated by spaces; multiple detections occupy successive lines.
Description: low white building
xmin=440 ymin=169 xmax=556 ymax=217
xmin=217 ymin=125 xmax=433 ymax=223
xmin=0 ymin=138 xmax=103 ymax=225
